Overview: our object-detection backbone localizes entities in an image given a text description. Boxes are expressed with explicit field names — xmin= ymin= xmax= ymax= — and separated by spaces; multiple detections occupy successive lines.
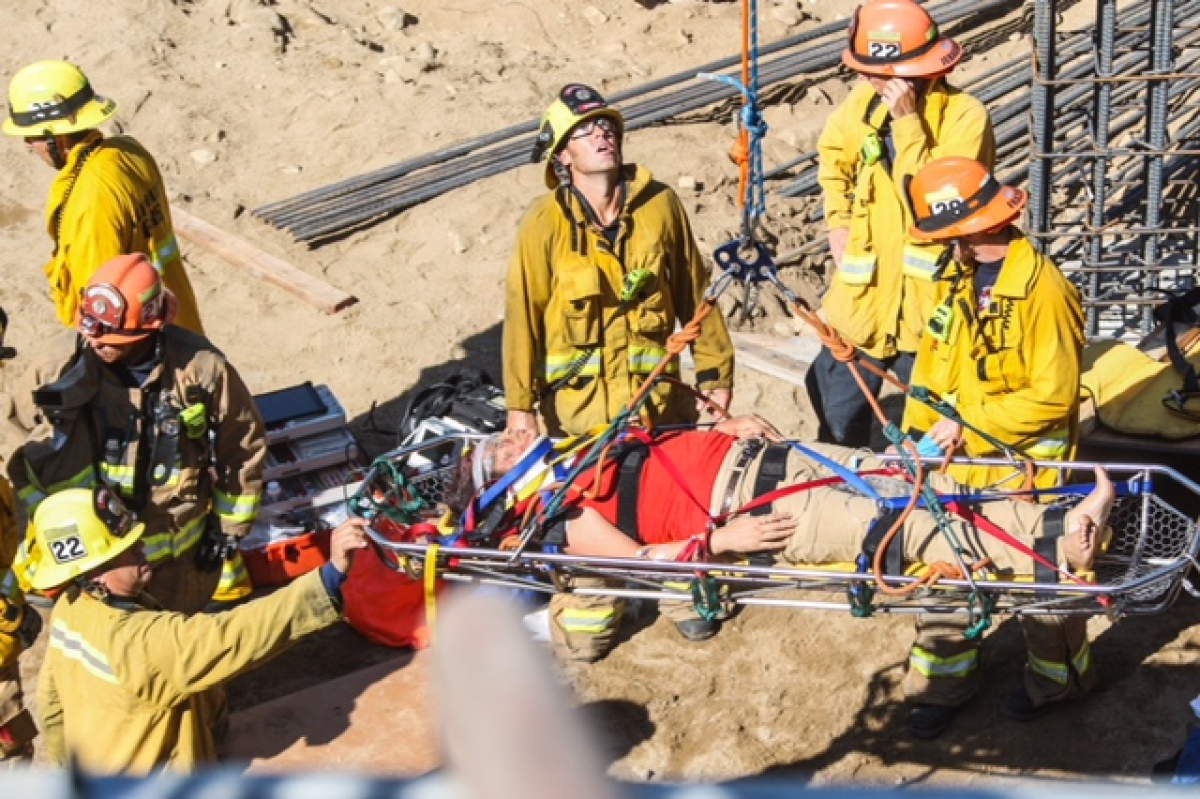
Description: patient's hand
xmin=713 ymin=414 xmax=784 ymax=442
xmin=711 ymin=512 xmax=795 ymax=555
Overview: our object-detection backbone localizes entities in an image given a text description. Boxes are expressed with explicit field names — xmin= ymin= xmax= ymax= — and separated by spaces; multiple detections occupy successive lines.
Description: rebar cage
xmin=351 ymin=434 xmax=1200 ymax=622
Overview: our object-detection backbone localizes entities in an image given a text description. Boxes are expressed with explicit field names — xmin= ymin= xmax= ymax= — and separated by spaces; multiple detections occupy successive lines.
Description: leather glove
xmin=0 ymin=600 xmax=40 ymax=649
xmin=16 ymin=605 xmax=41 ymax=650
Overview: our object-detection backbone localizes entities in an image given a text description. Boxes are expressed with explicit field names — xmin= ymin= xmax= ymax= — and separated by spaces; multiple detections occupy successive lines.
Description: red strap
xmin=626 ymin=428 xmax=714 ymax=521
xmin=945 ymin=501 xmax=1095 ymax=590
xmin=717 ymin=467 xmax=897 ymax=524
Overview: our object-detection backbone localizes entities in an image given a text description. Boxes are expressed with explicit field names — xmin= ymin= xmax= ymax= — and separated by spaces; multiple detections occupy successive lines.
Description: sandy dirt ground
xmin=3 ymin=0 xmax=1198 ymax=788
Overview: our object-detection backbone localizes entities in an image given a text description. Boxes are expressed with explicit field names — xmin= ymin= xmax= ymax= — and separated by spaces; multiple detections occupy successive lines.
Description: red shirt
xmin=577 ymin=430 xmax=735 ymax=544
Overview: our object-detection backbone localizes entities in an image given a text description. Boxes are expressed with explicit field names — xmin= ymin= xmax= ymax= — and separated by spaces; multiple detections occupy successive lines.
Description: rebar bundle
xmin=776 ymin=0 xmax=1200 ymax=340
xmin=252 ymin=0 xmax=1016 ymax=245
xmin=255 ymin=0 xmax=1200 ymax=341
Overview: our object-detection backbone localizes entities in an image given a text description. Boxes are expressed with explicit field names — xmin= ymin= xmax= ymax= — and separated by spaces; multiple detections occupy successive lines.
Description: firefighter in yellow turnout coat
xmin=809 ymin=0 xmax=995 ymax=446
xmin=898 ymin=157 xmax=1090 ymax=739
xmin=4 ymin=60 xmax=203 ymax=335
xmin=505 ymin=85 xmax=734 ymax=439
xmin=28 ymin=488 xmax=369 ymax=774
xmin=505 ymin=84 xmax=734 ymax=656
xmin=9 ymin=255 xmax=263 ymax=612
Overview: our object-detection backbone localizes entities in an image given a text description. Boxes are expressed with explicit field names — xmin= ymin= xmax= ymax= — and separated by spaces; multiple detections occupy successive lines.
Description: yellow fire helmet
xmin=4 ymin=60 xmax=118 ymax=137
xmin=26 ymin=486 xmax=145 ymax=591
xmin=531 ymin=83 xmax=624 ymax=189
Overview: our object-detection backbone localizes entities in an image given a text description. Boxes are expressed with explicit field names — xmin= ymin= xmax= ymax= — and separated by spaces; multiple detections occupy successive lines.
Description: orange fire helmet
xmin=906 ymin=157 xmax=1027 ymax=240
xmin=842 ymin=0 xmax=963 ymax=79
xmin=76 ymin=253 xmax=166 ymax=345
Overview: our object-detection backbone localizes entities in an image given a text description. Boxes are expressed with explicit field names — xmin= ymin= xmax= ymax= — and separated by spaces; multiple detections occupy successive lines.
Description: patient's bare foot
xmin=1062 ymin=466 xmax=1115 ymax=572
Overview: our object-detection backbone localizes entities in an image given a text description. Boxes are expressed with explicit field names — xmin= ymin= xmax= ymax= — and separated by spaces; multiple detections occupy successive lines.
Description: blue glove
xmin=914 ymin=435 xmax=944 ymax=458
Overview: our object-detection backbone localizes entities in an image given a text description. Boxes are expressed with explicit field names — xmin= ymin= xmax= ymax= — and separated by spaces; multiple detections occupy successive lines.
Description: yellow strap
xmin=424 ymin=543 xmax=439 ymax=645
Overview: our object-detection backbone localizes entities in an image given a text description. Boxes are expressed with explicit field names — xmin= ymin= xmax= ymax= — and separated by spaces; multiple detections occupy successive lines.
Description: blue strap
xmin=873 ymin=476 xmax=1143 ymax=512
xmin=477 ymin=438 xmax=554 ymax=511
xmin=785 ymin=441 xmax=882 ymax=502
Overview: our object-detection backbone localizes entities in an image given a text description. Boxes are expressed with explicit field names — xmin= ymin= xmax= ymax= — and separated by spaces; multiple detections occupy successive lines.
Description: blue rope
xmin=697 ymin=0 xmax=768 ymax=239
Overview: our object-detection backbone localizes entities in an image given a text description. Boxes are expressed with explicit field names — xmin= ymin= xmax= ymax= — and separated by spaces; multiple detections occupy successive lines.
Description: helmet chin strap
xmin=46 ymin=133 xmax=69 ymax=170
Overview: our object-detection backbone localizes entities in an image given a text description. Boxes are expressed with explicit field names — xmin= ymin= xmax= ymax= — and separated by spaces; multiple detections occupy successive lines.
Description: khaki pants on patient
xmin=722 ymin=441 xmax=1095 ymax=708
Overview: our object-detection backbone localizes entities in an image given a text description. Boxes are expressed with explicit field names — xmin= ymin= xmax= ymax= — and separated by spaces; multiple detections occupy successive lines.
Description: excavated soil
xmin=4 ymin=0 xmax=1196 ymax=788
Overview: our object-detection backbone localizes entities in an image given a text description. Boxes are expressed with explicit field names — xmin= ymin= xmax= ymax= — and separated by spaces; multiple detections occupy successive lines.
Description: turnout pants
xmin=805 ymin=347 xmax=915 ymax=448
xmin=549 ymin=577 xmax=626 ymax=663
xmin=901 ymin=613 xmax=1095 ymax=708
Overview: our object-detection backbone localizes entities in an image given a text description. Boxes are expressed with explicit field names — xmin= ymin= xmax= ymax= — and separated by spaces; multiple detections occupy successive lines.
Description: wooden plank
xmin=731 ymin=331 xmax=820 ymax=387
xmin=173 ymin=208 xmax=358 ymax=314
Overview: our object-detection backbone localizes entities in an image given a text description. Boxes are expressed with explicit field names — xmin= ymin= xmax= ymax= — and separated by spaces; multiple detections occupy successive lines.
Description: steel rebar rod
xmin=257 ymin=0 xmax=1017 ymax=243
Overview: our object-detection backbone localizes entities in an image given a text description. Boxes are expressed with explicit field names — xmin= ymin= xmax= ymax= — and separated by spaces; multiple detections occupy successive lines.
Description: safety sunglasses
xmin=569 ymin=116 xmax=618 ymax=140
xmin=94 ymin=484 xmax=136 ymax=538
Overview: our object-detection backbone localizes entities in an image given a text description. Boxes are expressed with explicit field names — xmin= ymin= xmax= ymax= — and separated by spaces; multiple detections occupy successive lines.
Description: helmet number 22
xmin=49 ymin=535 xmax=86 ymax=564
xmin=868 ymin=42 xmax=902 ymax=58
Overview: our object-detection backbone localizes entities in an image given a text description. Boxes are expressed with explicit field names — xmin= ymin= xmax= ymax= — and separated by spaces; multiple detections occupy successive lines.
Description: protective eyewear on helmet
xmin=93 ymin=484 xmax=136 ymax=538
xmin=569 ymin=116 xmax=617 ymax=140
xmin=558 ymin=84 xmax=608 ymax=116
xmin=78 ymin=281 xmax=163 ymax=339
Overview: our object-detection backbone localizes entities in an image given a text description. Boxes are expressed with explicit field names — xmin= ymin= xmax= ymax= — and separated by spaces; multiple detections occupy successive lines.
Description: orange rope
xmin=606 ymin=274 xmax=1016 ymax=592
xmin=731 ymin=0 xmax=751 ymax=208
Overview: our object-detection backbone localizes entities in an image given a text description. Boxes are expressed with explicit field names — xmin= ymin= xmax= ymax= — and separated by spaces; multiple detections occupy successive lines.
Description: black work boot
xmin=674 ymin=617 xmax=719 ymax=642
xmin=1000 ymin=683 xmax=1054 ymax=722
xmin=907 ymin=703 xmax=958 ymax=739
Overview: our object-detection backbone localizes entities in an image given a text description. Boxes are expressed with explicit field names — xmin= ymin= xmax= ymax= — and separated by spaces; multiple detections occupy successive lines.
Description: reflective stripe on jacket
xmin=9 ymin=329 xmax=265 ymax=593
xmin=37 ymin=570 xmax=338 ymax=774
xmin=44 ymin=132 xmax=203 ymax=335
xmin=503 ymin=163 xmax=734 ymax=436
xmin=817 ymin=80 xmax=996 ymax=357
xmin=902 ymin=234 xmax=1085 ymax=490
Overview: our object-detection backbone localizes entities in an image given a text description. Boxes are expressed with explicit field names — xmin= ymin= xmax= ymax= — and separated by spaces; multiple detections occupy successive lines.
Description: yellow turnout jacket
xmin=818 ymin=79 xmax=995 ymax=358
xmin=44 ymin=132 xmax=203 ymax=335
xmin=0 ymin=479 xmax=26 ymax=669
xmin=504 ymin=163 xmax=734 ymax=436
xmin=38 ymin=569 xmax=339 ymax=774
xmin=902 ymin=234 xmax=1085 ymax=488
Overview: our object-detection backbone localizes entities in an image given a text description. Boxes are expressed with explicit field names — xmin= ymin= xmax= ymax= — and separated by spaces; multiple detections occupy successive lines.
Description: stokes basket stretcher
xmin=350 ymin=433 xmax=1200 ymax=621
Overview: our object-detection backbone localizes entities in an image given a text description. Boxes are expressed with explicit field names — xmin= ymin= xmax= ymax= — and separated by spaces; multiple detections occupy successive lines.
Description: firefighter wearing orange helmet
xmin=8 ymin=254 xmax=265 ymax=614
xmin=808 ymin=0 xmax=996 ymax=448
xmin=898 ymin=156 xmax=1089 ymax=739
xmin=3 ymin=61 xmax=203 ymax=335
